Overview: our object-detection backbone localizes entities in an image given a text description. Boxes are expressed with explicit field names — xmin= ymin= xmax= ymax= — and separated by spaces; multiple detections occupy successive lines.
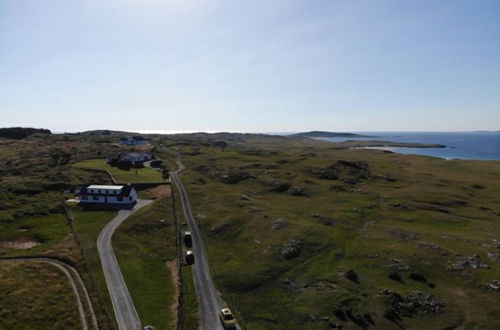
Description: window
xmin=117 ymin=197 xmax=123 ymax=202
xmin=93 ymin=196 xmax=99 ymax=201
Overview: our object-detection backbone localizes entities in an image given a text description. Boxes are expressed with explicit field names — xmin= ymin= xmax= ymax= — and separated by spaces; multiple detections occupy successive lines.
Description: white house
xmin=119 ymin=136 xmax=149 ymax=145
xmin=79 ymin=184 xmax=137 ymax=206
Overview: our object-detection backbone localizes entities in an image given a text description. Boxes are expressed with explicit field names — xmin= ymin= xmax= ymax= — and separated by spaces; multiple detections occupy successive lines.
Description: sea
xmin=315 ymin=132 xmax=500 ymax=161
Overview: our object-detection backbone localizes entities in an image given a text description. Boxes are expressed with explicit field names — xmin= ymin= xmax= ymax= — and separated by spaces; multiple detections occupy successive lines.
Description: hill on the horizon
xmin=290 ymin=131 xmax=373 ymax=138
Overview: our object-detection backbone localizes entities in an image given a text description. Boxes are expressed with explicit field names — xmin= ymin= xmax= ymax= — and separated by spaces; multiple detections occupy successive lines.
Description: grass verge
xmin=113 ymin=190 xmax=177 ymax=330
xmin=71 ymin=206 xmax=118 ymax=329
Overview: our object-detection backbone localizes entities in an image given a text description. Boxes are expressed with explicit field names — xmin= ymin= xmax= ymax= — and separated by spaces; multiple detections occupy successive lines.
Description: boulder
xmin=272 ymin=218 xmax=288 ymax=230
xmin=287 ymin=186 xmax=307 ymax=196
xmin=448 ymin=254 xmax=489 ymax=271
xmin=282 ymin=239 xmax=303 ymax=259
xmin=380 ymin=289 xmax=444 ymax=320
xmin=344 ymin=269 xmax=359 ymax=283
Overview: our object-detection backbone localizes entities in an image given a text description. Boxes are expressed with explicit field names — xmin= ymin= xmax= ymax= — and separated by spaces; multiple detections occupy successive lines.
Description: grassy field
xmin=180 ymin=266 xmax=199 ymax=330
xmin=71 ymin=207 xmax=119 ymax=329
xmin=164 ymin=138 xmax=500 ymax=330
xmin=0 ymin=133 xmax=163 ymax=329
xmin=73 ymin=158 xmax=165 ymax=183
xmin=113 ymin=187 xmax=178 ymax=330
xmin=0 ymin=261 xmax=81 ymax=330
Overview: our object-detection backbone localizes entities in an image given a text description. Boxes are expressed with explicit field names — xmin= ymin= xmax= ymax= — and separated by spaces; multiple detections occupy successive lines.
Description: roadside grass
xmin=169 ymin=183 xmax=200 ymax=330
xmin=71 ymin=206 xmax=119 ymax=329
xmin=113 ymin=191 xmax=177 ymax=330
xmin=180 ymin=266 xmax=199 ymax=330
xmin=73 ymin=158 xmax=165 ymax=183
xmin=170 ymin=141 xmax=500 ymax=329
xmin=0 ymin=261 xmax=81 ymax=330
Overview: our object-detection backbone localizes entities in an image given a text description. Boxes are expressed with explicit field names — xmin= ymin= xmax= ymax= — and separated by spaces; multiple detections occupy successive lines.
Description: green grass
xmin=169 ymin=141 xmax=500 ymax=330
xmin=180 ymin=266 xmax=199 ymax=330
xmin=71 ymin=207 xmax=118 ymax=329
xmin=113 ymin=194 xmax=177 ymax=330
xmin=73 ymin=158 xmax=165 ymax=183
xmin=0 ymin=261 xmax=81 ymax=330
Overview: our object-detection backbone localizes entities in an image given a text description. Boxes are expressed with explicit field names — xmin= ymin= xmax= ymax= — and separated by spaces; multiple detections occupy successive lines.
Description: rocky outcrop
xmin=287 ymin=186 xmax=307 ymax=196
xmin=305 ymin=160 xmax=371 ymax=183
xmin=448 ymin=254 xmax=489 ymax=271
xmin=282 ymin=239 xmax=303 ymax=259
xmin=266 ymin=179 xmax=291 ymax=192
xmin=219 ymin=170 xmax=255 ymax=184
xmin=380 ymin=289 xmax=444 ymax=322
xmin=343 ymin=269 xmax=359 ymax=283
xmin=418 ymin=241 xmax=449 ymax=256
xmin=479 ymin=280 xmax=500 ymax=291
xmin=272 ymin=218 xmax=288 ymax=230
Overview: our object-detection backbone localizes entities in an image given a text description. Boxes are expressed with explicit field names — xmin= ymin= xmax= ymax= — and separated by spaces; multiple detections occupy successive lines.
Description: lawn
xmin=0 ymin=262 xmax=81 ymax=330
xmin=73 ymin=158 xmax=165 ymax=183
xmin=113 ymin=191 xmax=178 ymax=330
xmin=164 ymin=138 xmax=500 ymax=330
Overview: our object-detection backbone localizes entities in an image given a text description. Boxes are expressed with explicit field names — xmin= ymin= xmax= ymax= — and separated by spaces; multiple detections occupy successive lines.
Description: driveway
xmin=97 ymin=200 xmax=152 ymax=330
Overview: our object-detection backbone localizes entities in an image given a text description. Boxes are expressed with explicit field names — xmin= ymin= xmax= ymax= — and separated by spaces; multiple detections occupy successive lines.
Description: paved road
xmin=0 ymin=257 xmax=98 ymax=330
xmin=170 ymin=153 xmax=239 ymax=330
xmin=97 ymin=200 xmax=152 ymax=330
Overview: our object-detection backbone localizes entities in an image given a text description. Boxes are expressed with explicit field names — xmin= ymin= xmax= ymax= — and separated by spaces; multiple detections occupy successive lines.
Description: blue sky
xmin=1 ymin=0 xmax=499 ymax=132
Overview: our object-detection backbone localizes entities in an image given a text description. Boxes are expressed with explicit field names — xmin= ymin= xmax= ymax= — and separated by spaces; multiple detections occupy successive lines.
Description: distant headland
xmin=289 ymin=131 xmax=373 ymax=138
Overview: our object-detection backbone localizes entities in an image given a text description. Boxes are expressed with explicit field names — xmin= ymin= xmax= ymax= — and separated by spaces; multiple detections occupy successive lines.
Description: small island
xmin=290 ymin=131 xmax=373 ymax=138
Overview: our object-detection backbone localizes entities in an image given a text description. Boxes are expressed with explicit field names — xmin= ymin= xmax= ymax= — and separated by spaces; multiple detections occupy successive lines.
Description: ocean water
xmin=318 ymin=132 xmax=500 ymax=161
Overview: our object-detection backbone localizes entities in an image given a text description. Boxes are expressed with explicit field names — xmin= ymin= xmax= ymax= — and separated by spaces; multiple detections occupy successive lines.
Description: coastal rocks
xmin=448 ymin=254 xmax=489 ymax=271
xmin=380 ymin=289 xmax=444 ymax=322
xmin=282 ymin=239 xmax=303 ymax=259
xmin=272 ymin=218 xmax=288 ymax=230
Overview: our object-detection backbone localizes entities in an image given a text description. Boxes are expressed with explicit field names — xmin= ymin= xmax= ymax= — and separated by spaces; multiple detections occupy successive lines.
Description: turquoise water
xmin=318 ymin=132 xmax=500 ymax=161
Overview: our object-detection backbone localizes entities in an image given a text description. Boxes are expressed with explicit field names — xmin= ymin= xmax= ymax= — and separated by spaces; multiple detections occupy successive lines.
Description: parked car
xmin=184 ymin=231 xmax=193 ymax=247
xmin=219 ymin=308 xmax=236 ymax=329
xmin=185 ymin=250 xmax=194 ymax=265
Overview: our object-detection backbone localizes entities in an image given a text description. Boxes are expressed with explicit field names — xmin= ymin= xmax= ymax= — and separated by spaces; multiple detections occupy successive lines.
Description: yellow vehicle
xmin=219 ymin=308 xmax=236 ymax=329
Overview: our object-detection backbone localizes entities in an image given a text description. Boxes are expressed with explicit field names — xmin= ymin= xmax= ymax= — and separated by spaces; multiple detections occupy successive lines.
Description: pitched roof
xmin=87 ymin=185 xmax=124 ymax=190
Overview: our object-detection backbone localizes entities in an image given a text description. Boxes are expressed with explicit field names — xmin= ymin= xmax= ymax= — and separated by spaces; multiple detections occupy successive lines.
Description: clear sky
xmin=1 ymin=0 xmax=499 ymax=132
